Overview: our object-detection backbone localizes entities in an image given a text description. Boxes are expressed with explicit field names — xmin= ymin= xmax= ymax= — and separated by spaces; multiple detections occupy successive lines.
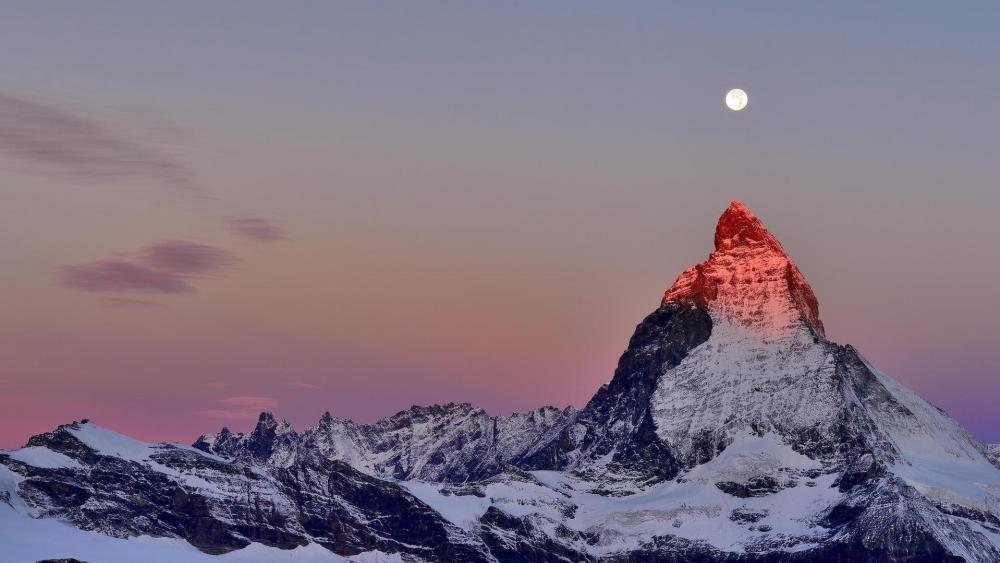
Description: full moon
xmin=725 ymin=88 xmax=748 ymax=111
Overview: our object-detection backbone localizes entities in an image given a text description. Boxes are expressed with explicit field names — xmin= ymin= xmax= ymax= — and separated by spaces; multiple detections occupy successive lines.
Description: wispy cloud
xmin=219 ymin=396 xmax=280 ymax=409
xmin=98 ymin=297 xmax=166 ymax=309
xmin=4 ymin=91 xmax=290 ymax=303
xmin=57 ymin=239 xmax=235 ymax=296
xmin=228 ymin=217 xmax=287 ymax=242
xmin=0 ymin=92 xmax=200 ymax=193
xmin=293 ymin=382 xmax=321 ymax=390
xmin=199 ymin=396 xmax=280 ymax=420
xmin=57 ymin=260 xmax=193 ymax=294
xmin=141 ymin=240 xmax=235 ymax=275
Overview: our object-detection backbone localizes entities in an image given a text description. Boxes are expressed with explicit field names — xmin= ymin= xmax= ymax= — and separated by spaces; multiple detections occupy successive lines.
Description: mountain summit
xmin=664 ymin=200 xmax=824 ymax=338
xmin=713 ymin=200 xmax=783 ymax=251
xmin=3 ymin=201 xmax=999 ymax=562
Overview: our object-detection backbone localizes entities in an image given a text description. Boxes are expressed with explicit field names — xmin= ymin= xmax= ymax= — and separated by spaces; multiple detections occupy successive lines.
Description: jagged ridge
xmin=195 ymin=403 xmax=578 ymax=483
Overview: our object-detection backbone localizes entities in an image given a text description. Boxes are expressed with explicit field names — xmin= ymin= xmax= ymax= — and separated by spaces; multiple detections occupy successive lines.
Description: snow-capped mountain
xmin=3 ymin=201 xmax=999 ymax=562
xmin=193 ymin=403 xmax=577 ymax=483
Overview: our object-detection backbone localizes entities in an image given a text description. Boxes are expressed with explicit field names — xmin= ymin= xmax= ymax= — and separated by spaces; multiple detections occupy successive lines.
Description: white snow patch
xmin=68 ymin=422 xmax=160 ymax=461
xmin=403 ymin=477 xmax=569 ymax=532
xmin=0 ymin=463 xmax=33 ymax=515
xmin=527 ymin=447 xmax=840 ymax=555
xmin=8 ymin=446 xmax=84 ymax=470
xmin=402 ymin=482 xmax=490 ymax=529
xmin=684 ymin=434 xmax=821 ymax=484
xmin=0 ymin=501 xmax=400 ymax=563
xmin=857 ymin=361 xmax=1000 ymax=515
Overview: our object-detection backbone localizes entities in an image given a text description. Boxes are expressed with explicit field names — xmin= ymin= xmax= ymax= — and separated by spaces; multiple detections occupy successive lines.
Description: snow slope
xmin=0 ymin=502 xmax=406 ymax=563
xmin=7 ymin=446 xmax=83 ymax=470
xmin=403 ymin=437 xmax=845 ymax=557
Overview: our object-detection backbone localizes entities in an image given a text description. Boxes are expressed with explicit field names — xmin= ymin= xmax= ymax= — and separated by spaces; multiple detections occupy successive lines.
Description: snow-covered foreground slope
xmin=0 ymin=502 xmax=380 ymax=563
xmin=0 ymin=439 xmax=405 ymax=563
xmin=3 ymin=200 xmax=999 ymax=562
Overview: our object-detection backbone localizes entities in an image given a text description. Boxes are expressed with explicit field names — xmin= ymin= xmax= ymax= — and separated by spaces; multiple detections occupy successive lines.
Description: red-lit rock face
xmin=663 ymin=201 xmax=824 ymax=339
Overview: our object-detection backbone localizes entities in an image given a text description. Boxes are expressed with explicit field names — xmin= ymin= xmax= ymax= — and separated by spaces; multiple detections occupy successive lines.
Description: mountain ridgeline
xmin=3 ymin=201 xmax=999 ymax=562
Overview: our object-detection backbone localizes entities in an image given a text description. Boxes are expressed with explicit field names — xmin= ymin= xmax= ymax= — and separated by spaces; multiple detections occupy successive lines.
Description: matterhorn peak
xmin=713 ymin=200 xmax=785 ymax=253
xmin=664 ymin=200 xmax=824 ymax=338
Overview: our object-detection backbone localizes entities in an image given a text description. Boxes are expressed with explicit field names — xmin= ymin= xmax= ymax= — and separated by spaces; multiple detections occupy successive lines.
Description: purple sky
xmin=1 ymin=2 xmax=999 ymax=448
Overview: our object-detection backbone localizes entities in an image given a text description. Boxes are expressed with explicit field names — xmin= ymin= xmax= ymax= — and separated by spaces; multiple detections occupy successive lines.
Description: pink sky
xmin=2 ymin=3 xmax=999 ymax=448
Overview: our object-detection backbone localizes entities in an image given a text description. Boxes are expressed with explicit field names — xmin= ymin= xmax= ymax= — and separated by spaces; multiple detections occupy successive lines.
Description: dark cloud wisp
xmin=98 ymin=297 xmax=167 ymax=309
xmin=198 ymin=396 xmax=280 ymax=420
xmin=57 ymin=240 xmax=235 ymax=297
xmin=0 ymin=92 xmax=199 ymax=193
xmin=228 ymin=217 xmax=287 ymax=242
xmin=141 ymin=240 xmax=235 ymax=275
xmin=57 ymin=260 xmax=193 ymax=294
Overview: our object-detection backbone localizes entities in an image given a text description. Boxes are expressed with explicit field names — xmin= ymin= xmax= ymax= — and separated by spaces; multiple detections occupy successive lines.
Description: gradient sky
xmin=2 ymin=2 xmax=999 ymax=449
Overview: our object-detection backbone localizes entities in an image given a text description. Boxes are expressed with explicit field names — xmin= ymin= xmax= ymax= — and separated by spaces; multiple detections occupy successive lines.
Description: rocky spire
xmin=713 ymin=200 xmax=785 ymax=253
xmin=244 ymin=411 xmax=297 ymax=462
xmin=664 ymin=200 xmax=824 ymax=338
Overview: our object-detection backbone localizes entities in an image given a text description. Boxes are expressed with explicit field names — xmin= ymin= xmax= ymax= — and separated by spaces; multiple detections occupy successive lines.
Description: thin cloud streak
xmin=141 ymin=240 xmax=236 ymax=276
xmin=197 ymin=410 xmax=263 ymax=421
xmin=0 ymin=93 xmax=292 ymax=308
xmin=199 ymin=396 xmax=280 ymax=420
xmin=0 ymin=92 xmax=201 ymax=193
xmin=98 ymin=297 xmax=166 ymax=309
xmin=57 ymin=240 xmax=235 ymax=296
xmin=228 ymin=217 xmax=287 ymax=242
xmin=218 ymin=396 xmax=280 ymax=409
xmin=57 ymin=260 xmax=193 ymax=294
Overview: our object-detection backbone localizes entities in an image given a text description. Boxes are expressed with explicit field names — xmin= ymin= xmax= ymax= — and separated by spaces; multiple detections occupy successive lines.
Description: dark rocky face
xmin=518 ymin=302 xmax=713 ymax=480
